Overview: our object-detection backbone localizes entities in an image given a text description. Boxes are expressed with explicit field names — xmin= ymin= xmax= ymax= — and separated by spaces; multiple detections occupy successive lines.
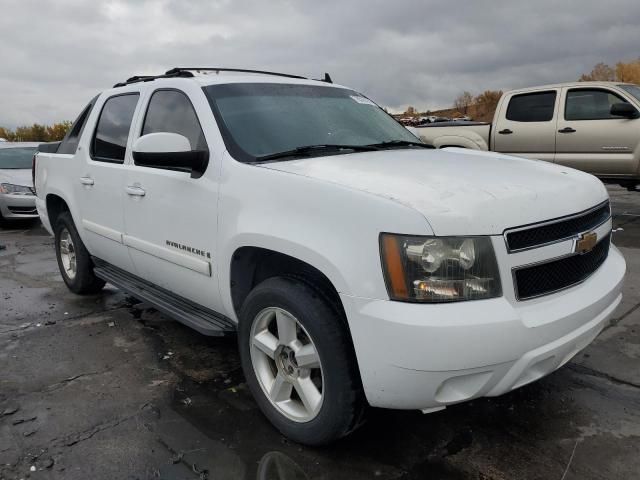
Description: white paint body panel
xmin=35 ymin=74 xmax=626 ymax=411
xmin=133 ymin=132 xmax=191 ymax=153
xmin=261 ymin=147 xmax=608 ymax=236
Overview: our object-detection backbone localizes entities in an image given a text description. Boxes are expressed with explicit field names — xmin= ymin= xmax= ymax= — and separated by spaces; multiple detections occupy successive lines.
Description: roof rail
xmin=165 ymin=67 xmax=309 ymax=80
xmin=113 ymin=70 xmax=193 ymax=88
xmin=114 ymin=68 xmax=334 ymax=88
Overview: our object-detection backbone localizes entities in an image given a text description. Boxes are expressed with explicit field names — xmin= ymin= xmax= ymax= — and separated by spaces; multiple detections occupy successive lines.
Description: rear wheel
xmin=238 ymin=276 xmax=364 ymax=445
xmin=54 ymin=212 xmax=105 ymax=294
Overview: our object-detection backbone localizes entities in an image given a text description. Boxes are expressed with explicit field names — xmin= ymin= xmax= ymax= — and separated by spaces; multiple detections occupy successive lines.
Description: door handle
xmin=79 ymin=176 xmax=94 ymax=186
xmin=125 ymin=186 xmax=146 ymax=197
xmin=558 ymin=127 xmax=576 ymax=133
xmin=498 ymin=129 xmax=513 ymax=135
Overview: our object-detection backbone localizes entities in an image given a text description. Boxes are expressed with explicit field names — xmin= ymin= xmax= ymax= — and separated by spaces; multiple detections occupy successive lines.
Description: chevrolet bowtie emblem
xmin=575 ymin=232 xmax=597 ymax=254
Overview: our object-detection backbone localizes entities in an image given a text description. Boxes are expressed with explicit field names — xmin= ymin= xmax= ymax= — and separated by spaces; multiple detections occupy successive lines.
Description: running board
xmin=92 ymin=258 xmax=236 ymax=336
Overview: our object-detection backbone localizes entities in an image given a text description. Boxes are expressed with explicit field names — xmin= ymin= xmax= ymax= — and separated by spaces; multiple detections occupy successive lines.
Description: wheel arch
xmin=45 ymin=193 xmax=71 ymax=228
xmin=433 ymin=134 xmax=486 ymax=150
xmin=229 ymin=245 xmax=347 ymax=323
xmin=230 ymin=245 xmax=367 ymax=415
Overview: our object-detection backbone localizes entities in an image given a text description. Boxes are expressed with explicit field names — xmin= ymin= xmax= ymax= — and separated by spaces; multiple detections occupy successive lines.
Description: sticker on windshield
xmin=350 ymin=95 xmax=376 ymax=106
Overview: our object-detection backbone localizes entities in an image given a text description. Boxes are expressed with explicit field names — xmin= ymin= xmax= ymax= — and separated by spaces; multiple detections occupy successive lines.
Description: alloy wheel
xmin=250 ymin=307 xmax=324 ymax=422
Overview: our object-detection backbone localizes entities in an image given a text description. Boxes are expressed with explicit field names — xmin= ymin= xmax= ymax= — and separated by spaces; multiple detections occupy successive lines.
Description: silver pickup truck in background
xmin=414 ymin=82 xmax=640 ymax=190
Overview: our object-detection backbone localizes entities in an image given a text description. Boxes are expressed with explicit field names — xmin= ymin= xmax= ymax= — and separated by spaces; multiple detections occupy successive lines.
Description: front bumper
xmin=341 ymin=245 xmax=626 ymax=410
xmin=0 ymin=193 xmax=38 ymax=220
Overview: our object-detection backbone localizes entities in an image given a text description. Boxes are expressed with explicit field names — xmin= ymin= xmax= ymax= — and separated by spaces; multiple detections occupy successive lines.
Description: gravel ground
xmin=1 ymin=185 xmax=639 ymax=480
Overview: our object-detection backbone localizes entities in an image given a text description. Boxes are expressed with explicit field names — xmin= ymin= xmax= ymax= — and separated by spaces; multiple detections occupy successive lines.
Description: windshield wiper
xmin=254 ymin=144 xmax=380 ymax=162
xmin=366 ymin=140 xmax=434 ymax=150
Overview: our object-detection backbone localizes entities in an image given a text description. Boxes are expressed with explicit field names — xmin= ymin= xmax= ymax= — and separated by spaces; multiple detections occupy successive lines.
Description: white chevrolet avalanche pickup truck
xmin=35 ymin=68 xmax=626 ymax=445
xmin=415 ymin=82 xmax=640 ymax=190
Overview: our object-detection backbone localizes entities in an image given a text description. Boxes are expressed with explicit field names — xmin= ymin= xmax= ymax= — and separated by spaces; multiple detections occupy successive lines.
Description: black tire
xmin=238 ymin=276 xmax=365 ymax=446
xmin=54 ymin=211 xmax=105 ymax=294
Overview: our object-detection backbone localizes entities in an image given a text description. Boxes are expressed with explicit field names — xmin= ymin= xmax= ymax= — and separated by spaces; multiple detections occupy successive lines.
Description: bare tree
xmin=579 ymin=59 xmax=640 ymax=84
xmin=579 ymin=62 xmax=615 ymax=81
xmin=454 ymin=91 xmax=474 ymax=115
xmin=616 ymin=58 xmax=640 ymax=83
xmin=475 ymin=90 xmax=503 ymax=120
xmin=405 ymin=106 xmax=417 ymax=116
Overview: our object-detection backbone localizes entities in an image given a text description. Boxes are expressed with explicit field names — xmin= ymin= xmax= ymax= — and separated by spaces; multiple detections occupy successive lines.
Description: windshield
xmin=619 ymin=84 xmax=640 ymax=102
xmin=203 ymin=83 xmax=419 ymax=161
xmin=0 ymin=147 xmax=37 ymax=169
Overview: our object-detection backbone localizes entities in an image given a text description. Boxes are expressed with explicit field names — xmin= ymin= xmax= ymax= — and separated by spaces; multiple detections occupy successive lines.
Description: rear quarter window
xmin=57 ymin=96 xmax=98 ymax=155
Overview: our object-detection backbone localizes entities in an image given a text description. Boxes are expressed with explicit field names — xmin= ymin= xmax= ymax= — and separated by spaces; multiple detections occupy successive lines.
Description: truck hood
xmin=0 ymin=168 xmax=33 ymax=188
xmin=259 ymin=148 xmax=608 ymax=235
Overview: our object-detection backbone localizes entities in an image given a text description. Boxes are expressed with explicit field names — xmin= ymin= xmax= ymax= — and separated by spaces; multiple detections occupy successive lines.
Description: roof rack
xmin=114 ymin=67 xmax=333 ymax=88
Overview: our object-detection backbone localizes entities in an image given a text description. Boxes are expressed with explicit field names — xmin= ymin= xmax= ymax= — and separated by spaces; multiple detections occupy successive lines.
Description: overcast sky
xmin=1 ymin=0 xmax=639 ymax=127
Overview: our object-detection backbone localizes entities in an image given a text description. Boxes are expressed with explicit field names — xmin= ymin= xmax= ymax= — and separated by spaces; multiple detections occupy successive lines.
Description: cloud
xmin=1 ymin=0 xmax=639 ymax=126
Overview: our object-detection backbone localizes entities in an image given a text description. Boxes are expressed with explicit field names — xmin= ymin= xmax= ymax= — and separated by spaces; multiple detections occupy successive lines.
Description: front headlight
xmin=0 ymin=183 xmax=33 ymax=195
xmin=380 ymin=234 xmax=502 ymax=302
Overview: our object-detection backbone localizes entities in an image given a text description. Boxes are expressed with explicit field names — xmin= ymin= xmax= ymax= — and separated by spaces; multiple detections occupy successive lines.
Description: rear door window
xmin=92 ymin=93 xmax=140 ymax=163
xmin=506 ymin=91 xmax=557 ymax=122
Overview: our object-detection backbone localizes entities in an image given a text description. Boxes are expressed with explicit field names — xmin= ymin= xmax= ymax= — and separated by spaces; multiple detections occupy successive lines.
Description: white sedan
xmin=0 ymin=142 xmax=40 ymax=225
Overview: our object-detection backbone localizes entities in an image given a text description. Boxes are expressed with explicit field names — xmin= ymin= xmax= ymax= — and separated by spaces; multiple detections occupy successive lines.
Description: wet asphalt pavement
xmin=1 ymin=185 xmax=639 ymax=480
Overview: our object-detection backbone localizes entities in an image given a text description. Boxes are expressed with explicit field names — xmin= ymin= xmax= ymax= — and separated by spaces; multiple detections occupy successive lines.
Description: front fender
xmin=217 ymin=155 xmax=432 ymax=319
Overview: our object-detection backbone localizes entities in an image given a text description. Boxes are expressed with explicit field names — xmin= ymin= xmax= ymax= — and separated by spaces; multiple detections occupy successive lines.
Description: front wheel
xmin=238 ymin=276 xmax=364 ymax=445
xmin=54 ymin=212 xmax=105 ymax=294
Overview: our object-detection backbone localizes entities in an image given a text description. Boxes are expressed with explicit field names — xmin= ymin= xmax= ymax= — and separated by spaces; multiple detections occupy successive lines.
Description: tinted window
xmin=619 ymin=84 xmax=640 ymax=102
xmin=142 ymin=90 xmax=206 ymax=151
xmin=565 ymin=89 xmax=631 ymax=120
xmin=58 ymin=96 xmax=98 ymax=155
xmin=92 ymin=94 xmax=139 ymax=162
xmin=506 ymin=91 xmax=557 ymax=122
xmin=0 ymin=147 xmax=37 ymax=169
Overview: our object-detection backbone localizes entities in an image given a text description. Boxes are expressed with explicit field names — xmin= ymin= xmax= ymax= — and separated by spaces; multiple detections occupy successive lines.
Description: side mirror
xmin=610 ymin=102 xmax=639 ymax=119
xmin=132 ymin=132 xmax=209 ymax=179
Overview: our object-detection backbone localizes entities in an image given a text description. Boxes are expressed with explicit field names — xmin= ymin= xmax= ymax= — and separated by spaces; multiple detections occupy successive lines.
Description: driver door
xmin=555 ymin=87 xmax=640 ymax=176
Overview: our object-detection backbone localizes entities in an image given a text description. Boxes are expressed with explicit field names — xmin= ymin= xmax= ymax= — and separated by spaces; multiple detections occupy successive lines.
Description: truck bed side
xmin=34 ymin=151 xmax=84 ymax=235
